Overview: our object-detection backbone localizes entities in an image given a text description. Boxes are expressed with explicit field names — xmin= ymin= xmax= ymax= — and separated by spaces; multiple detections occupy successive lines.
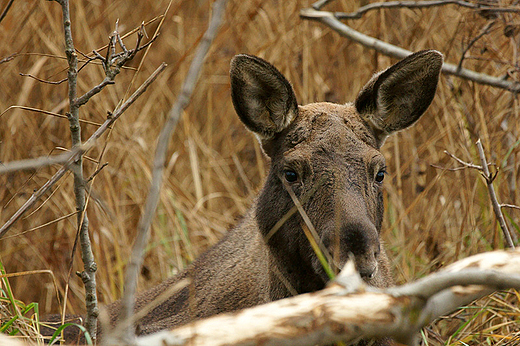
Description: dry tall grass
xmin=0 ymin=0 xmax=519 ymax=344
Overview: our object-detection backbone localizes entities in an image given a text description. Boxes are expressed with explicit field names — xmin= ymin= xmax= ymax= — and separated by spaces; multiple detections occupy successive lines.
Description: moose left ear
xmin=355 ymin=50 xmax=443 ymax=145
xmin=230 ymin=54 xmax=298 ymax=141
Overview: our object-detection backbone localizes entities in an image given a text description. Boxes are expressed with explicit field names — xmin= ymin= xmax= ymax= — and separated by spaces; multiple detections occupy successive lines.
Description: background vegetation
xmin=0 ymin=0 xmax=519 ymax=344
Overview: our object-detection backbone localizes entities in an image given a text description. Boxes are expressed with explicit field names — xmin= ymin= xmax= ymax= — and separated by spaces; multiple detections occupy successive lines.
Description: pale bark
xmin=136 ymin=248 xmax=520 ymax=346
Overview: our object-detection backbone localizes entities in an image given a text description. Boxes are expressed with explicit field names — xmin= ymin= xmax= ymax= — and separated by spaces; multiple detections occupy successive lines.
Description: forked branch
xmin=476 ymin=139 xmax=516 ymax=247
xmin=0 ymin=64 xmax=167 ymax=239
xmin=439 ymin=140 xmax=517 ymax=248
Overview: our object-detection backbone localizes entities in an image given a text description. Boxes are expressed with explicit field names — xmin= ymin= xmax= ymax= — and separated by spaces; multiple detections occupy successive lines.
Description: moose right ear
xmin=355 ymin=50 xmax=443 ymax=146
xmin=230 ymin=54 xmax=298 ymax=140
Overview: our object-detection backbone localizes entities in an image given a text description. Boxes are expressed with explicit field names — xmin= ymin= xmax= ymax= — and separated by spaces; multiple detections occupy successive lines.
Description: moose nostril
xmin=359 ymin=265 xmax=377 ymax=279
xmin=367 ymin=265 xmax=377 ymax=279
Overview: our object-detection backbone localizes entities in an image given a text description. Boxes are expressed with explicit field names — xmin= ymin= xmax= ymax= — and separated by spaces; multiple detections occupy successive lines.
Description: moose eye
xmin=284 ymin=170 xmax=298 ymax=183
xmin=375 ymin=170 xmax=385 ymax=184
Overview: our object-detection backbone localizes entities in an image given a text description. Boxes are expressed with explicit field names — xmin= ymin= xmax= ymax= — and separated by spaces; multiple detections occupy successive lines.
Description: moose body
xmin=58 ymin=51 xmax=443 ymax=345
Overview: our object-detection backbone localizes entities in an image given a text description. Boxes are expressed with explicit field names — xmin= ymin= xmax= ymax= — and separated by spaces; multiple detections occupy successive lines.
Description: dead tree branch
xmin=443 ymin=150 xmax=485 ymax=170
xmin=55 ymin=0 xmax=96 ymax=336
xmin=0 ymin=63 xmax=167 ymax=238
xmin=0 ymin=151 xmax=76 ymax=174
xmin=476 ymin=139 xmax=516 ymax=248
xmin=0 ymin=106 xmax=101 ymax=127
xmin=457 ymin=20 xmax=495 ymax=70
xmin=501 ymin=203 xmax=520 ymax=211
xmin=136 ymin=248 xmax=520 ymax=346
xmin=317 ymin=0 xmax=520 ymax=19
xmin=439 ymin=141 xmax=517 ymax=247
xmin=109 ymin=0 xmax=228 ymax=344
xmin=300 ymin=5 xmax=520 ymax=92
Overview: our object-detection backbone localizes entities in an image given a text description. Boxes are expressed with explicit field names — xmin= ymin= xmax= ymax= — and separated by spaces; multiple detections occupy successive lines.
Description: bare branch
xmin=0 ymin=106 xmax=101 ymax=126
xmin=440 ymin=144 xmax=517 ymax=247
xmin=19 ymin=72 xmax=67 ymax=85
xmin=457 ymin=20 xmax=495 ymax=70
xmin=73 ymin=23 xmax=159 ymax=110
xmin=54 ymin=0 xmax=100 ymax=336
xmin=75 ymin=77 xmax=115 ymax=107
xmin=300 ymin=8 xmax=520 ymax=92
xmin=113 ymin=0 xmax=228 ymax=343
xmin=444 ymin=150 xmax=484 ymax=170
xmin=136 ymin=249 xmax=520 ymax=346
xmin=86 ymin=162 xmax=108 ymax=183
xmin=476 ymin=139 xmax=515 ymax=248
xmin=0 ymin=151 xmax=75 ymax=174
xmin=0 ymin=63 xmax=167 ymax=238
xmin=501 ymin=203 xmax=520 ymax=211
xmin=0 ymin=52 xmax=18 ymax=64
xmin=323 ymin=0 xmax=520 ymax=20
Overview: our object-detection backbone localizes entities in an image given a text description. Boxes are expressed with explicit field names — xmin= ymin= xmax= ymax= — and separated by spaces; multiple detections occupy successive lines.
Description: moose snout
xmin=356 ymin=248 xmax=379 ymax=279
xmin=340 ymin=218 xmax=381 ymax=281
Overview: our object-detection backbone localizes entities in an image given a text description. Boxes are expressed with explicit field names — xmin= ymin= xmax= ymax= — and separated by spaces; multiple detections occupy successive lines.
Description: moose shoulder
xmin=65 ymin=51 xmax=443 ymax=344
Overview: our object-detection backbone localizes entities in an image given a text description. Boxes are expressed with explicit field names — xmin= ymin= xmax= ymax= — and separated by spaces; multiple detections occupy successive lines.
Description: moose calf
xmin=60 ymin=50 xmax=443 ymax=345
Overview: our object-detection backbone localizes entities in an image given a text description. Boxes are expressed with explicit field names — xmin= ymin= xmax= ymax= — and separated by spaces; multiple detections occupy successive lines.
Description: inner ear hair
xmin=355 ymin=50 xmax=443 ymax=144
xmin=230 ymin=54 xmax=298 ymax=140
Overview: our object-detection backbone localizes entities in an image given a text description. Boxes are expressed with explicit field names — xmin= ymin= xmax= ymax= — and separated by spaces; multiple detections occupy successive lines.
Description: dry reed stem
xmin=113 ymin=0 xmax=228 ymax=343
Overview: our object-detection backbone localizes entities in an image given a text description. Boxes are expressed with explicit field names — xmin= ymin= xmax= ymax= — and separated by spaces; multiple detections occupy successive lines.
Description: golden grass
xmin=0 ymin=0 xmax=519 ymax=344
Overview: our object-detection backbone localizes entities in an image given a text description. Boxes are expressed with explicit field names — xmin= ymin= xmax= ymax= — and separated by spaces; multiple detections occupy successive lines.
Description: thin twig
xmin=86 ymin=162 xmax=109 ymax=183
xmin=476 ymin=139 xmax=515 ymax=248
xmin=431 ymin=164 xmax=472 ymax=172
xmin=113 ymin=0 xmax=228 ymax=343
xmin=2 ymin=212 xmax=78 ymax=240
xmin=501 ymin=203 xmax=520 ymax=211
xmin=0 ymin=52 xmax=18 ymax=64
xmin=444 ymin=150 xmax=484 ymax=170
xmin=0 ymin=105 xmax=101 ymax=126
xmin=457 ymin=20 xmax=495 ymax=71
xmin=75 ymin=78 xmax=115 ymax=107
xmin=300 ymin=8 xmax=520 ymax=92
xmin=19 ymin=73 xmax=68 ymax=85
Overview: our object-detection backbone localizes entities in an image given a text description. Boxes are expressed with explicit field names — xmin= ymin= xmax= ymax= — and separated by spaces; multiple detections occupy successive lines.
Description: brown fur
xmin=55 ymin=51 xmax=443 ymax=345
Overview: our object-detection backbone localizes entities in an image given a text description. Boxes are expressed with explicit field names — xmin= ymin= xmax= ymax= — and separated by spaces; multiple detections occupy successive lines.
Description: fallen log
xmin=136 ymin=248 xmax=520 ymax=346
